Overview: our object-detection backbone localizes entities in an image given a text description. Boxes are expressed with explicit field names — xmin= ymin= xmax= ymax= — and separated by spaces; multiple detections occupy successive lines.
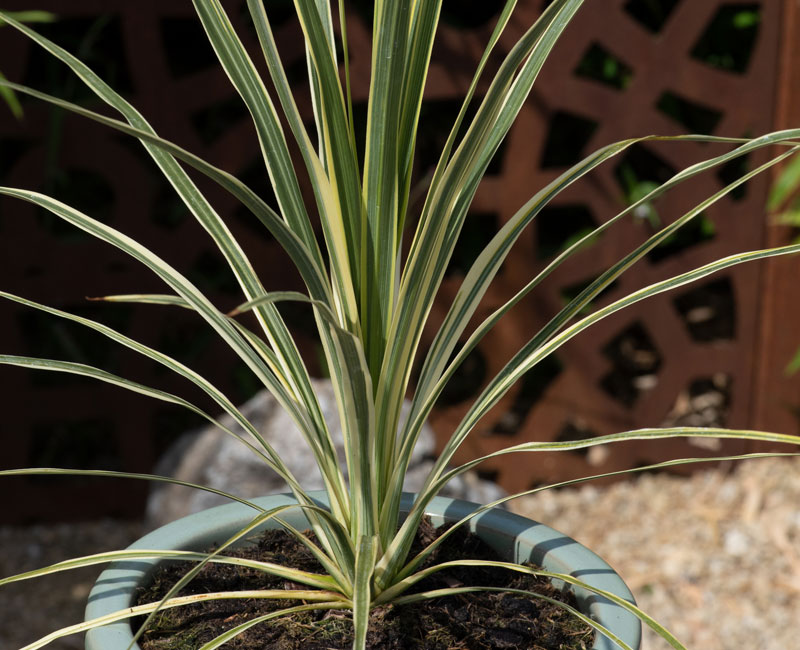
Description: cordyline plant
xmin=1 ymin=1 xmax=800 ymax=649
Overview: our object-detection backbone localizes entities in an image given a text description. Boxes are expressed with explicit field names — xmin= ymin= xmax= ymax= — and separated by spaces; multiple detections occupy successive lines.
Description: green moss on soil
xmin=133 ymin=519 xmax=593 ymax=649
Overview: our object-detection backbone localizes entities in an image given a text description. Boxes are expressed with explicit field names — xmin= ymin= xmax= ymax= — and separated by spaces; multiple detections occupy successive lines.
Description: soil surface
xmin=132 ymin=518 xmax=592 ymax=650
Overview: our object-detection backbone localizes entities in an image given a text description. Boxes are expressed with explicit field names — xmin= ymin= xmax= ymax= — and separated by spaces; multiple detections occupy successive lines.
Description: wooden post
xmin=751 ymin=0 xmax=800 ymax=439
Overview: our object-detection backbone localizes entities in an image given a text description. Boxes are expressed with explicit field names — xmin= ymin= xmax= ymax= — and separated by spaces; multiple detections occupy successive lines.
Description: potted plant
xmin=1 ymin=1 xmax=799 ymax=648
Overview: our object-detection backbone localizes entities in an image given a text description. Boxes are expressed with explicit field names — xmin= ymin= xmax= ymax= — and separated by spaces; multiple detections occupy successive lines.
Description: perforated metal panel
xmin=421 ymin=0 xmax=793 ymax=493
xmin=0 ymin=0 xmax=797 ymax=520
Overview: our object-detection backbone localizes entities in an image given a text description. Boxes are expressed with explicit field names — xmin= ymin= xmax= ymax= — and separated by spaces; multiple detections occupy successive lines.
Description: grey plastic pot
xmin=85 ymin=493 xmax=641 ymax=650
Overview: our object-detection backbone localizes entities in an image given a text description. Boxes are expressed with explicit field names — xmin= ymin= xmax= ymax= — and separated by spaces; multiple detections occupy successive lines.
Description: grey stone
xmin=146 ymin=379 xmax=504 ymax=528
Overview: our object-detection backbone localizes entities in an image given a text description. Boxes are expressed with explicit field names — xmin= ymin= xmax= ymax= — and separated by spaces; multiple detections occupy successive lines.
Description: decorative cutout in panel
xmin=446 ymin=211 xmax=501 ymax=277
xmin=281 ymin=54 xmax=313 ymax=90
xmin=574 ymin=43 xmax=634 ymax=90
xmin=673 ymin=277 xmax=736 ymax=342
xmin=152 ymin=184 xmax=189 ymax=231
xmin=415 ymin=100 xmax=496 ymax=174
xmin=23 ymin=15 xmax=134 ymax=98
xmin=600 ymin=322 xmax=662 ymax=407
xmin=555 ymin=419 xmax=603 ymax=462
xmin=485 ymin=135 xmax=510 ymax=176
xmin=441 ymin=0 xmax=505 ymax=28
xmin=493 ymin=356 xmax=563 ymax=436
xmin=535 ymin=204 xmax=597 ymax=260
xmin=614 ymin=144 xmax=678 ymax=201
xmin=0 ymin=137 xmax=33 ymax=179
xmin=560 ymin=274 xmax=619 ymax=315
xmin=663 ymin=374 xmax=731 ymax=434
xmin=614 ymin=145 xmax=678 ymax=230
xmin=37 ymin=169 xmax=115 ymax=241
xmin=191 ymin=96 xmax=249 ymax=146
xmin=623 ymin=0 xmax=681 ymax=33
xmin=241 ymin=0 xmax=297 ymax=29
xmin=437 ymin=345 xmax=487 ymax=407
xmin=233 ymin=158 xmax=280 ymax=237
xmin=716 ymin=147 xmax=751 ymax=201
xmin=347 ymin=101 xmax=370 ymax=165
xmin=540 ymin=111 xmax=598 ymax=168
xmin=160 ymin=17 xmax=219 ymax=78
xmin=156 ymin=325 xmax=214 ymax=374
xmin=647 ymin=212 xmax=715 ymax=263
xmin=656 ymin=91 xmax=724 ymax=134
xmin=188 ymin=249 xmax=242 ymax=296
xmin=29 ymin=419 xmax=120 ymax=473
xmin=18 ymin=304 xmax=132 ymax=386
xmin=346 ymin=0 xmax=375 ymax=23
xmin=691 ymin=4 xmax=761 ymax=74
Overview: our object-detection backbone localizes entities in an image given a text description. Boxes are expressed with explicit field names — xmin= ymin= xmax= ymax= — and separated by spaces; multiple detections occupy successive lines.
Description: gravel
xmin=513 ymin=455 xmax=800 ymax=650
xmin=0 ymin=520 xmax=143 ymax=650
xmin=1 ymin=455 xmax=798 ymax=649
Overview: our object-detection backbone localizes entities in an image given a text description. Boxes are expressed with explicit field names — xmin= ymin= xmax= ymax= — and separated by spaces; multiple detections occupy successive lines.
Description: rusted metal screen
xmin=0 ymin=0 xmax=797 ymax=521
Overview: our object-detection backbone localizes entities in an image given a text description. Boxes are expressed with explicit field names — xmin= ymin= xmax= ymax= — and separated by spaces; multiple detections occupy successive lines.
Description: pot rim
xmin=85 ymin=493 xmax=641 ymax=650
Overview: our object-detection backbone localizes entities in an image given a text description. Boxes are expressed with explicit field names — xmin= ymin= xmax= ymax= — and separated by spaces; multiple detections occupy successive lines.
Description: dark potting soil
xmin=132 ymin=518 xmax=593 ymax=649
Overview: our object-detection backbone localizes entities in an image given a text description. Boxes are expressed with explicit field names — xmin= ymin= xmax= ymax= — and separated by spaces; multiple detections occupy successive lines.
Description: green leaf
xmin=0 ymin=10 xmax=56 ymax=25
xmin=243 ymin=0 xmax=360 ymax=329
xmin=0 ymin=548 xmax=334 ymax=591
xmin=411 ymin=133 xmax=800 ymax=453
xmin=786 ymin=345 xmax=800 ymax=376
xmin=768 ymin=150 xmax=800 ymax=210
xmin=0 ymin=71 xmax=23 ymax=118
xmin=0 ymin=467 xmax=265 ymax=512
xmin=381 ymin=239 xmax=800 ymax=587
xmin=352 ymin=535 xmax=378 ymax=650
xmin=0 ymin=186 xmax=357 ymax=564
xmin=293 ymin=0 xmax=365 ymax=328
xmin=216 ymin=2 xmax=379 ymax=545
xmin=0 ymin=354 xmax=213 ymax=417
xmin=0 ymin=79 xmax=332 ymax=303
xmin=395 ymin=0 xmax=445 ymax=228
xmin=360 ymin=0 xmax=410 ymax=377
xmin=375 ymin=0 xmax=585 ymax=560
xmin=231 ymin=290 xmax=339 ymax=325
xmin=439 ymin=243 xmax=800 ymax=483
xmin=191 ymin=0 xmax=318 ymax=255
xmin=0 ymin=14 xmax=334 ymax=489
xmin=88 ymin=293 xmax=190 ymax=308
xmin=0 ymin=289 xmax=282 ymax=466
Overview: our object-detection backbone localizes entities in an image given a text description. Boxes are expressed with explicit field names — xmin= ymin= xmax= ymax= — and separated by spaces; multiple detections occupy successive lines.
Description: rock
xmin=146 ymin=379 xmax=504 ymax=528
